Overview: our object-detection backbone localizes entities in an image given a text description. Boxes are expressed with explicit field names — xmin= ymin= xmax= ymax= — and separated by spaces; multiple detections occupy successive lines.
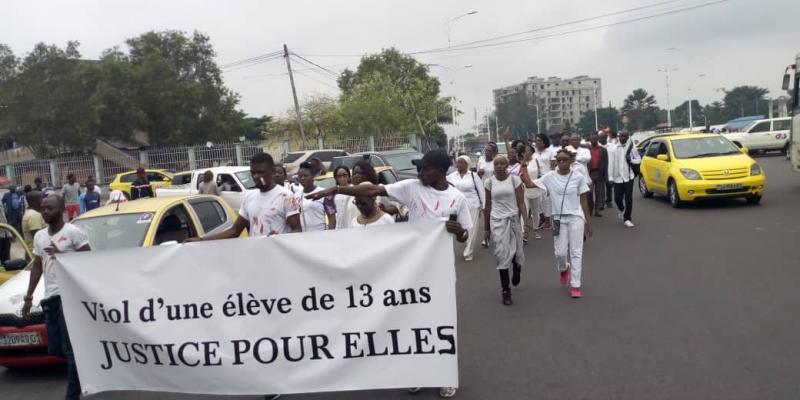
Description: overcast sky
xmin=3 ymin=0 xmax=798 ymax=133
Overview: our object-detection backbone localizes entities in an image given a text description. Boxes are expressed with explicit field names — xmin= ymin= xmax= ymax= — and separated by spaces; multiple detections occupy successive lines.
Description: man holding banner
xmin=22 ymin=195 xmax=91 ymax=400
xmin=307 ymin=149 xmax=472 ymax=398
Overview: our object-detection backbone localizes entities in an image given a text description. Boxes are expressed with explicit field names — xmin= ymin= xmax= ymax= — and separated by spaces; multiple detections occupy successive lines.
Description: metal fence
xmin=1 ymin=141 xmax=269 ymax=187
xmin=1 ymin=134 xmax=439 ymax=188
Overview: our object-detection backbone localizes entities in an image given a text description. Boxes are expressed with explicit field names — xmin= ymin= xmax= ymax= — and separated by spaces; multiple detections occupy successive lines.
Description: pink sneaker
xmin=570 ymin=287 xmax=582 ymax=298
xmin=559 ymin=264 xmax=570 ymax=285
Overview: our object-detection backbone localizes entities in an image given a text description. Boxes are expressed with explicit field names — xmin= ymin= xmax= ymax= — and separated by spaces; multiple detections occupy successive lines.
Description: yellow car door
xmin=645 ymin=140 xmax=671 ymax=193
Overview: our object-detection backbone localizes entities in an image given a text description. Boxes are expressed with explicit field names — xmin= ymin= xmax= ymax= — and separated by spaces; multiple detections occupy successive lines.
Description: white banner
xmin=56 ymin=220 xmax=458 ymax=396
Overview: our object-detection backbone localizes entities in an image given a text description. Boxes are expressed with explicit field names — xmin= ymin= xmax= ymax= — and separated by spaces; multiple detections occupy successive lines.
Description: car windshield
xmin=281 ymin=153 xmax=304 ymax=163
xmin=72 ymin=213 xmax=151 ymax=251
xmin=331 ymin=156 xmax=362 ymax=170
xmin=383 ymin=152 xmax=422 ymax=171
xmin=671 ymin=137 xmax=742 ymax=159
xmin=234 ymin=171 xmax=256 ymax=189
xmin=316 ymin=177 xmax=336 ymax=189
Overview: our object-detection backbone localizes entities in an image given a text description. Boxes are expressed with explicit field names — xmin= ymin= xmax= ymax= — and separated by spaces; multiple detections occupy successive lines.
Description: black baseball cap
xmin=411 ymin=149 xmax=451 ymax=172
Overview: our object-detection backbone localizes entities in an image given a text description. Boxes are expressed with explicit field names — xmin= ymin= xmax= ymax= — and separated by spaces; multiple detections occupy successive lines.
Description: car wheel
xmin=746 ymin=195 xmax=762 ymax=205
xmin=784 ymin=143 xmax=790 ymax=159
xmin=668 ymin=180 xmax=684 ymax=208
xmin=638 ymin=176 xmax=653 ymax=198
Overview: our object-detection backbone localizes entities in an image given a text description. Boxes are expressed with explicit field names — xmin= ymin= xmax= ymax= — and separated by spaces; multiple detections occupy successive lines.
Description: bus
xmin=783 ymin=52 xmax=800 ymax=172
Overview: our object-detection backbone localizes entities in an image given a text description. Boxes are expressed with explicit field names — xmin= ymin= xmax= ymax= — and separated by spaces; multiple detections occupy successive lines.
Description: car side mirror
xmin=3 ymin=259 xmax=28 ymax=271
xmin=741 ymin=147 xmax=749 ymax=154
xmin=656 ymin=154 xmax=669 ymax=162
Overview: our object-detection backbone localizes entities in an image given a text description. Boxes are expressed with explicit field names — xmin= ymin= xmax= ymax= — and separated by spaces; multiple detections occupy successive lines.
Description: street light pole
xmin=445 ymin=11 xmax=478 ymax=49
xmin=658 ymin=67 xmax=677 ymax=128
xmin=593 ymin=82 xmax=599 ymax=131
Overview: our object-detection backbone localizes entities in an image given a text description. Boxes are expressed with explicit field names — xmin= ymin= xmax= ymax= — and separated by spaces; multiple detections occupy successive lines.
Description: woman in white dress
xmin=533 ymin=134 xmax=555 ymax=231
xmin=484 ymin=155 xmax=528 ymax=306
xmin=332 ymin=166 xmax=358 ymax=230
xmin=351 ymin=195 xmax=395 ymax=227
xmin=446 ymin=156 xmax=484 ymax=261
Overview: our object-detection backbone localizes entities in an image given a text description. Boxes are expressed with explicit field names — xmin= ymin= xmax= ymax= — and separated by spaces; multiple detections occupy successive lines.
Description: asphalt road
xmin=2 ymin=155 xmax=798 ymax=400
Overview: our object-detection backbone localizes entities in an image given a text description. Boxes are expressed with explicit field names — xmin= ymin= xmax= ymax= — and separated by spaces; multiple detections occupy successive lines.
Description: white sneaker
xmin=439 ymin=387 xmax=457 ymax=398
xmin=624 ymin=220 xmax=635 ymax=228
xmin=464 ymin=255 xmax=473 ymax=261
xmin=408 ymin=387 xmax=422 ymax=394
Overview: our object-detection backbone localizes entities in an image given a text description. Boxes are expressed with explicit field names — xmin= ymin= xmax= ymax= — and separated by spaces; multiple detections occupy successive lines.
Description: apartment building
xmin=493 ymin=75 xmax=602 ymax=128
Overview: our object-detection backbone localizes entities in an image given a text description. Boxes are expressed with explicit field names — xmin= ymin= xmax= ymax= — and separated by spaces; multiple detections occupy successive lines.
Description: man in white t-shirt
xmin=306 ymin=149 xmax=471 ymax=399
xmin=22 ymin=195 xmax=91 ymax=400
xmin=191 ymin=153 xmax=301 ymax=240
xmin=477 ymin=141 xmax=498 ymax=180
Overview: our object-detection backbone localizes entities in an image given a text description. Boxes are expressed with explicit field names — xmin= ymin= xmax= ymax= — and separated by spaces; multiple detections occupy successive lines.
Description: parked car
xmin=0 ymin=224 xmax=31 ymax=286
xmin=723 ymin=117 xmax=791 ymax=154
xmin=314 ymin=166 xmax=399 ymax=189
xmin=155 ymin=166 xmax=255 ymax=211
xmin=348 ymin=149 xmax=423 ymax=180
xmin=109 ymin=169 xmax=173 ymax=197
xmin=0 ymin=195 xmax=239 ymax=368
xmin=638 ymin=133 xmax=766 ymax=207
xmin=281 ymin=150 xmax=349 ymax=176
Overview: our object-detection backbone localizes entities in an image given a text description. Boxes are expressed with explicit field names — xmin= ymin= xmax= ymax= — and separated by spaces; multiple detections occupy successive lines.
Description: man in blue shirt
xmin=83 ymin=178 xmax=101 ymax=211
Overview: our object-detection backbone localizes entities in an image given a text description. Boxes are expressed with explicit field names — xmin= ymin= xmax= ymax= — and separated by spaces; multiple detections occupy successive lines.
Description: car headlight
xmin=750 ymin=163 xmax=762 ymax=176
xmin=680 ymin=168 xmax=701 ymax=180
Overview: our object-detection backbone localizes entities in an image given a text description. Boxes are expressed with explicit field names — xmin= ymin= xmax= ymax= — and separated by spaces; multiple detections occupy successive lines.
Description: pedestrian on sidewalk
xmin=521 ymin=149 xmax=592 ymax=298
xmin=447 ymin=155 xmax=484 ymax=261
xmin=604 ymin=130 xmax=618 ymax=207
xmin=22 ymin=195 xmax=91 ymax=400
xmin=533 ymin=134 xmax=555 ymax=232
xmin=484 ymin=155 xmax=527 ymax=305
xmin=608 ymin=131 xmax=641 ymax=228
xmin=306 ymin=149 xmax=470 ymax=399
xmin=588 ymin=132 xmax=609 ymax=217
xmin=62 ymin=174 xmax=81 ymax=221
xmin=83 ymin=178 xmax=101 ymax=212
xmin=522 ymin=142 xmax=545 ymax=240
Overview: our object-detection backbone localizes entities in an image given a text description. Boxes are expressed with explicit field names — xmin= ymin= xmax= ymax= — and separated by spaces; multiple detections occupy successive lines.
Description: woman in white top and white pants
xmin=447 ymin=156 xmax=485 ymax=261
xmin=521 ymin=148 xmax=593 ymax=299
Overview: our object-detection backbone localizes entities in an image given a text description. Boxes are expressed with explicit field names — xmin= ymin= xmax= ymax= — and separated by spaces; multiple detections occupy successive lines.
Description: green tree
xmin=303 ymin=95 xmax=345 ymax=141
xmin=339 ymin=48 xmax=444 ymax=137
xmin=721 ymin=86 xmax=769 ymax=120
xmin=621 ymin=89 xmax=660 ymax=131
xmin=496 ymin=91 xmax=536 ymax=139
xmin=238 ymin=115 xmax=271 ymax=141
xmin=124 ymin=30 xmax=243 ymax=145
xmin=703 ymin=101 xmax=727 ymax=125
xmin=577 ymin=107 xmax=620 ymax=132
xmin=1 ymin=41 xmax=99 ymax=156
xmin=670 ymin=100 xmax=706 ymax=128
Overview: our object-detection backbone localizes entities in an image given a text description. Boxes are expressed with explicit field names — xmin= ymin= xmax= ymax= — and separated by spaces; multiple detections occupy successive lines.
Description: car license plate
xmin=0 ymin=332 xmax=42 ymax=347
xmin=716 ymin=183 xmax=743 ymax=191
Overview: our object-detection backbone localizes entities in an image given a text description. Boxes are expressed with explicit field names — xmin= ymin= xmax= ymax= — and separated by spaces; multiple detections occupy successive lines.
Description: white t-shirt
xmin=571 ymin=161 xmax=591 ymax=185
xmin=384 ymin=179 xmax=473 ymax=230
xmin=32 ymin=224 xmax=90 ymax=299
xmin=534 ymin=147 xmax=555 ymax=175
xmin=295 ymin=186 xmax=330 ymax=232
xmin=239 ymin=186 xmax=300 ymax=237
xmin=485 ymin=175 xmax=523 ymax=219
xmin=351 ymin=213 xmax=395 ymax=228
xmin=334 ymin=193 xmax=359 ymax=230
xmin=478 ymin=158 xmax=495 ymax=179
xmin=447 ymin=171 xmax=484 ymax=210
xmin=525 ymin=161 xmax=545 ymax=199
xmin=533 ymin=171 xmax=591 ymax=221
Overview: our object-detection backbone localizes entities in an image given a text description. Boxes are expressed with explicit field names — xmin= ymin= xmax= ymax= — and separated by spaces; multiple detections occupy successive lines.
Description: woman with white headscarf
xmin=447 ymin=155 xmax=484 ymax=261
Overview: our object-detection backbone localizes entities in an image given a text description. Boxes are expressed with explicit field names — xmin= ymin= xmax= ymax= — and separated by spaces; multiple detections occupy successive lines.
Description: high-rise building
xmin=493 ymin=75 xmax=602 ymax=130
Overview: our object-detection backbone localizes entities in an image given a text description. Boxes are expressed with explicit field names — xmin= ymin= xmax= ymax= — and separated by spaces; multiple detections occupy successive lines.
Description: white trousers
xmin=553 ymin=215 xmax=585 ymax=288
xmin=523 ymin=196 xmax=541 ymax=231
xmin=463 ymin=207 xmax=481 ymax=259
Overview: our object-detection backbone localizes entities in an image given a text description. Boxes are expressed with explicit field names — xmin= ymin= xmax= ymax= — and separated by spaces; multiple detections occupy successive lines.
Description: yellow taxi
xmin=638 ymin=133 xmax=766 ymax=207
xmin=109 ymin=169 xmax=173 ymax=197
xmin=0 ymin=195 xmax=240 ymax=368
xmin=0 ymin=223 xmax=32 ymax=285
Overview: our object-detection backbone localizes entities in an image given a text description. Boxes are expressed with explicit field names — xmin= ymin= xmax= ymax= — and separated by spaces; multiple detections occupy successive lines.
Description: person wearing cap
xmin=130 ymin=167 xmax=155 ymax=200
xmin=307 ymin=149 xmax=471 ymax=399
xmin=447 ymin=155 xmax=484 ymax=261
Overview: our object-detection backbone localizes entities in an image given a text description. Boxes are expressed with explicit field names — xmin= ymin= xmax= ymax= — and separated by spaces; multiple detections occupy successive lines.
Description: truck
xmin=782 ymin=52 xmax=800 ymax=172
xmin=155 ymin=166 xmax=255 ymax=211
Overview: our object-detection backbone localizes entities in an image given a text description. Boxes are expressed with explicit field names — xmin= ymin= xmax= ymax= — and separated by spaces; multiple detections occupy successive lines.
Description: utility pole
xmin=284 ymin=44 xmax=307 ymax=150
xmin=495 ymin=114 xmax=499 ymax=142
xmin=593 ymin=83 xmax=599 ymax=131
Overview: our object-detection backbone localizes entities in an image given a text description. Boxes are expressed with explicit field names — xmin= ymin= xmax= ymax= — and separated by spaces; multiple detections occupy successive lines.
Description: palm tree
xmin=622 ymin=89 xmax=659 ymax=131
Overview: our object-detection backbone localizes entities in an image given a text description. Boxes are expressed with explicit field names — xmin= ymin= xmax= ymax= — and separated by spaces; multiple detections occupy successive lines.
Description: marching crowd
xmin=12 ymin=127 xmax=642 ymax=399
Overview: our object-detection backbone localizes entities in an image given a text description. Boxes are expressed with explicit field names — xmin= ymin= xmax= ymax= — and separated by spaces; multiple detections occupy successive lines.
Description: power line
xmin=290 ymin=53 xmax=340 ymax=77
xmin=219 ymin=51 xmax=282 ymax=69
xmin=290 ymin=56 xmax=341 ymax=82
xmin=415 ymin=0 xmax=729 ymax=54
xmin=294 ymin=70 xmax=340 ymax=91
xmin=411 ymin=0 xmax=688 ymax=55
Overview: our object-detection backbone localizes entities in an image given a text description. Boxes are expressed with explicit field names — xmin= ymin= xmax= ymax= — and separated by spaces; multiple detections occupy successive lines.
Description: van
xmin=724 ymin=117 xmax=791 ymax=153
